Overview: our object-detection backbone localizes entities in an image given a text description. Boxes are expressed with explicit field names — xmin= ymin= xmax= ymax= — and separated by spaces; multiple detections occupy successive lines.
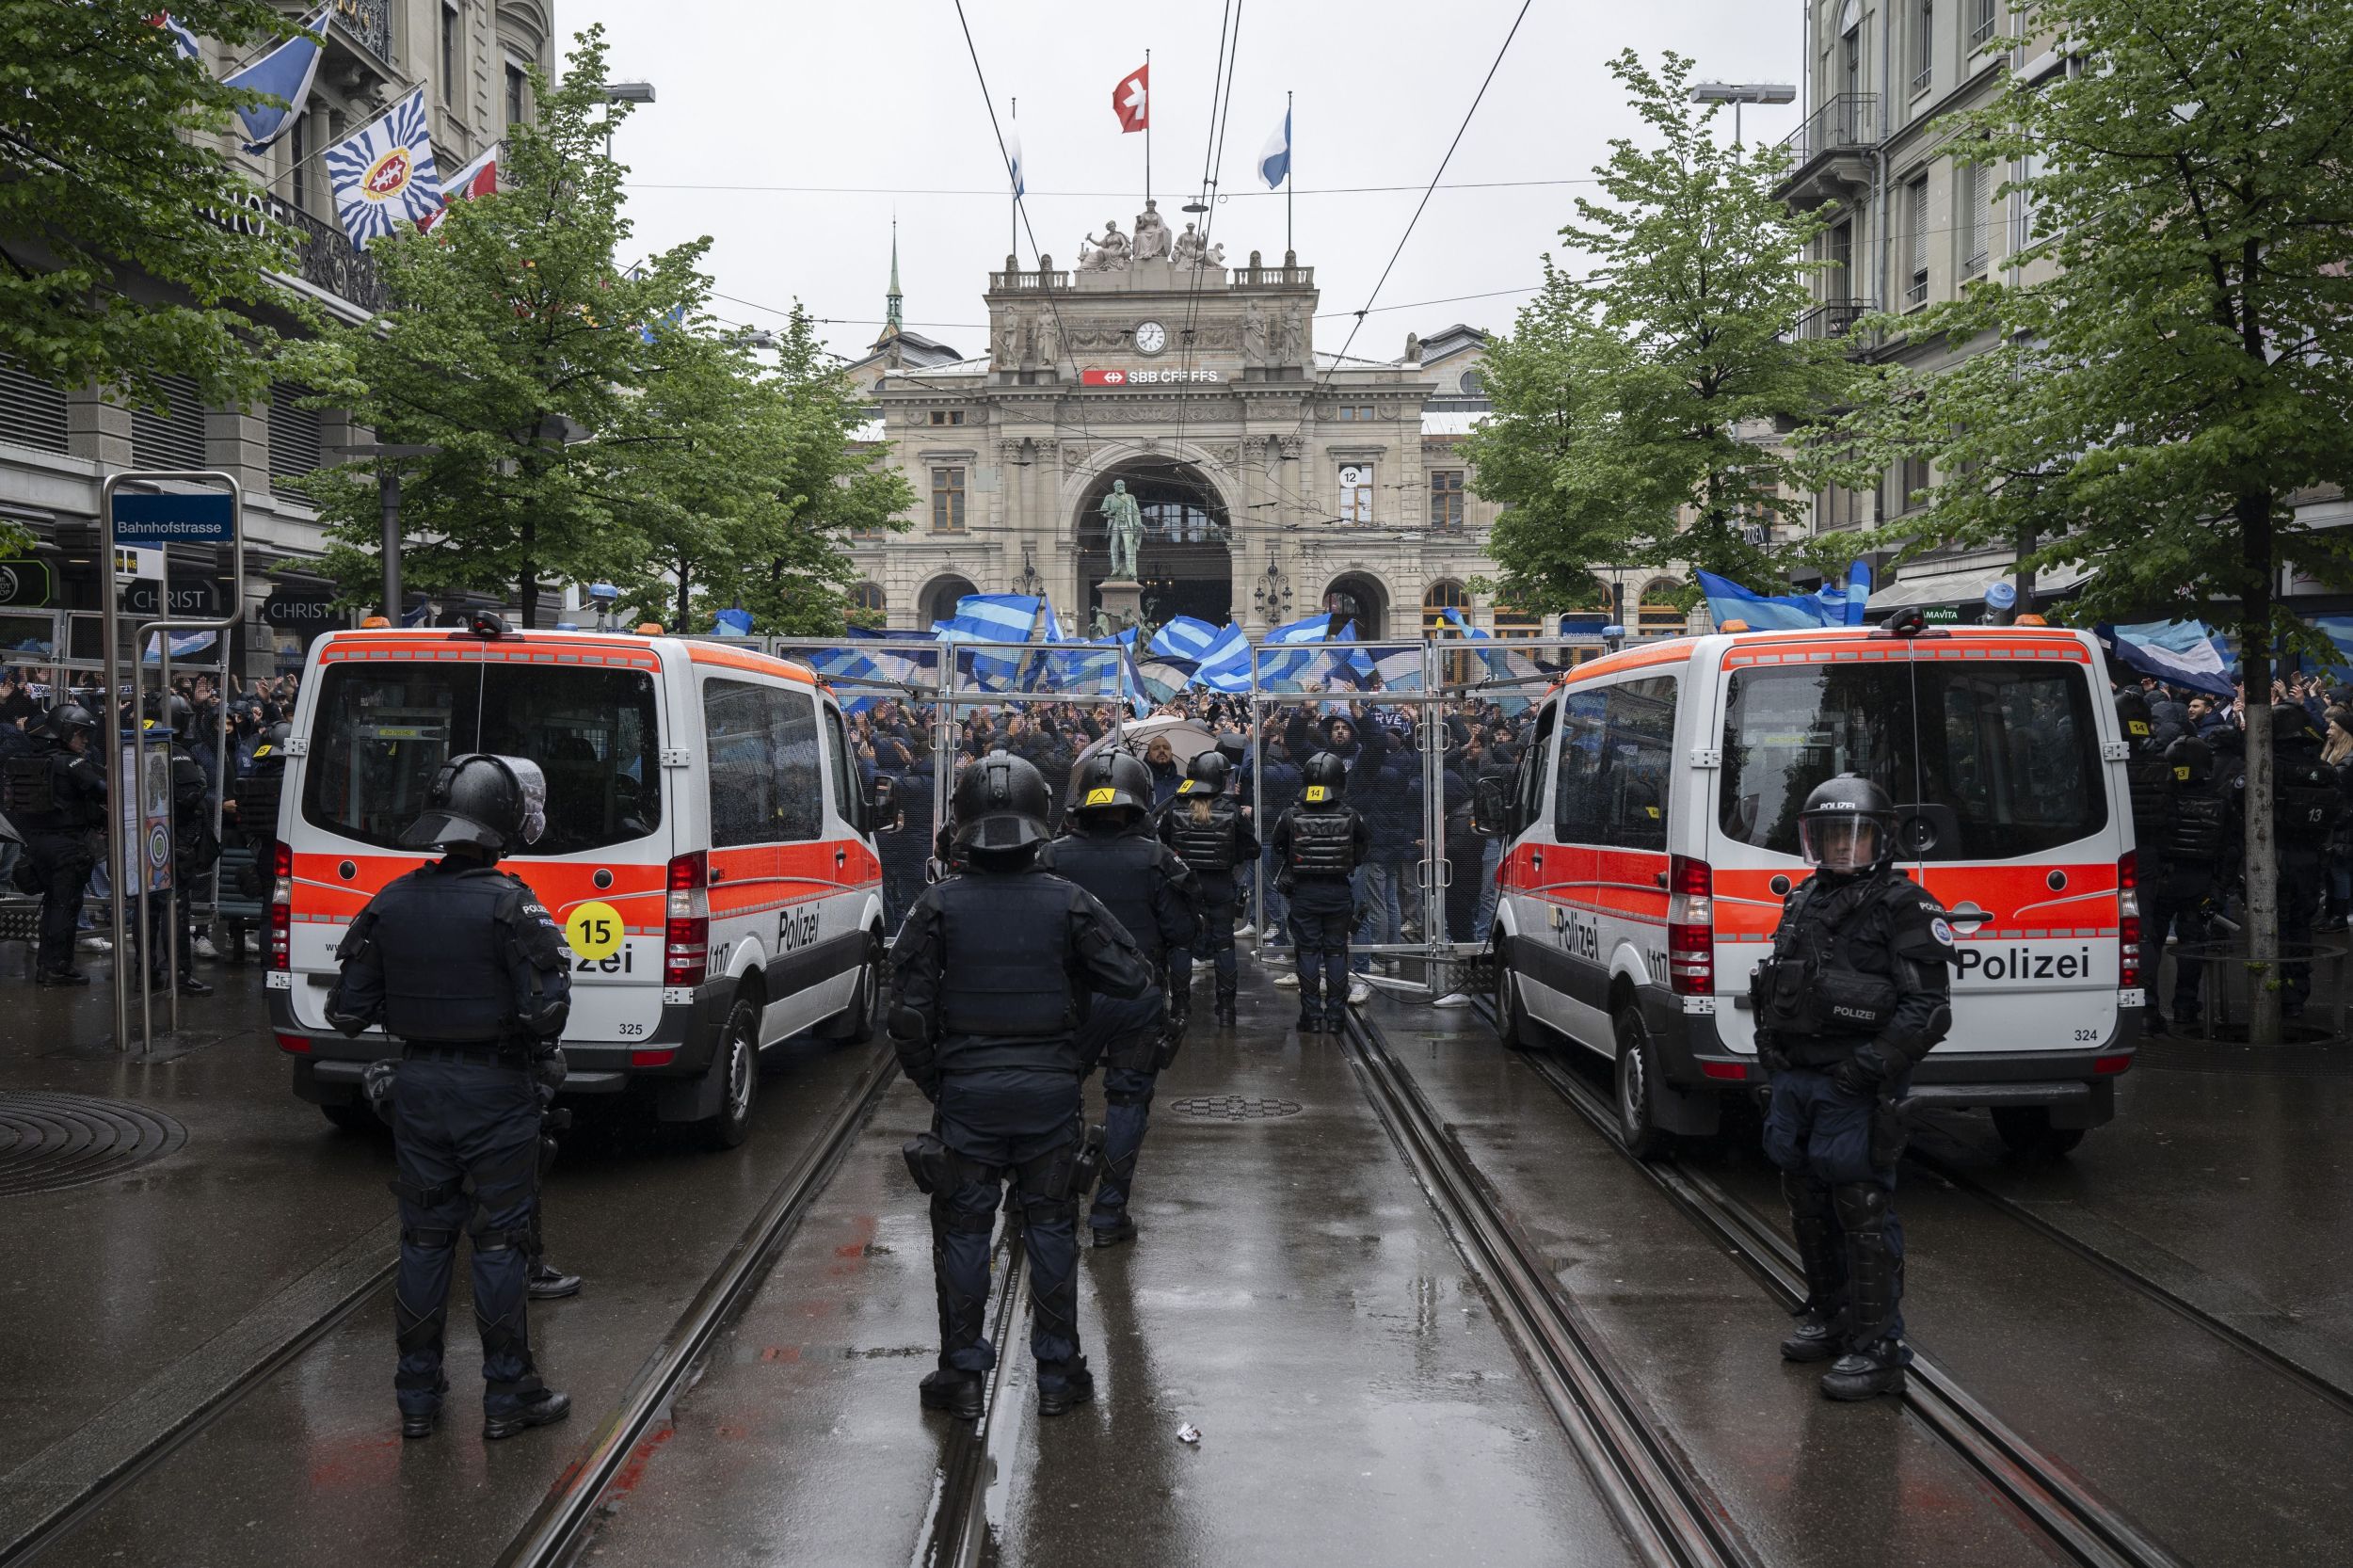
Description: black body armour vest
xmin=1168 ymin=796 xmax=1242 ymax=874
xmin=2164 ymin=784 xmax=2230 ymax=866
xmin=933 ymin=872 xmax=1080 ymax=1042
xmin=1751 ymin=872 xmax=1904 ymax=1049
xmin=1045 ymin=831 xmax=1168 ymax=963
xmin=2274 ymin=746 xmax=2337 ymax=851
xmin=1286 ymin=808 xmax=1358 ymax=876
xmin=2122 ymin=745 xmax=2174 ymax=849
xmin=370 ymin=866 xmax=530 ymax=1045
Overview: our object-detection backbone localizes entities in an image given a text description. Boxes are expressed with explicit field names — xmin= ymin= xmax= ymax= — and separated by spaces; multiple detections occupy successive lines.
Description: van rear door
xmin=292 ymin=646 xmax=671 ymax=1044
xmin=1707 ymin=635 xmax=2123 ymax=1055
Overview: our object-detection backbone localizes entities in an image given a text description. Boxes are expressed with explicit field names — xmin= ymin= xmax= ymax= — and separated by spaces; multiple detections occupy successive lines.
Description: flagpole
xmin=1144 ymin=48 xmax=1152 ymax=205
xmin=1285 ymin=89 xmax=1293 ymax=259
xmin=1010 ymin=97 xmax=1018 ymax=261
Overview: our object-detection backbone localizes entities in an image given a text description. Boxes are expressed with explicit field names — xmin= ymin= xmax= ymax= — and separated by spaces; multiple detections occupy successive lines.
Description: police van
xmin=265 ymin=617 xmax=888 ymax=1148
xmin=1491 ymin=618 xmax=2139 ymax=1158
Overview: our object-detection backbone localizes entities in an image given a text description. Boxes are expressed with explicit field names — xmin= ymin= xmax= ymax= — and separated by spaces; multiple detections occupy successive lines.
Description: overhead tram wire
xmin=1169 ymin=0 xmax=1243 ymax=516
xmin=710 ymin=284 xmax=1546 ymax=338
xmin=1277 ymin=0 xmax=1535 ymax=465
xmin=630 ymin=176 xmax=1604 ymax=198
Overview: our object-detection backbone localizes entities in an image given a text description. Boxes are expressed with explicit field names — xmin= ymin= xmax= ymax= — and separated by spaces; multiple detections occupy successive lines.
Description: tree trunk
xmin=2239 ymin=490 xmax=2280 ymax=1044
xmin=518 ymin=516 xmax=538 ymax=628
xmin=676 ymin=563 xmax=692 ymax=632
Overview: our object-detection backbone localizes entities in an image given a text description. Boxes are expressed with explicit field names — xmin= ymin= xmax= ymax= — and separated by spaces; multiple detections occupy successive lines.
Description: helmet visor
xmin=1799 ymin=814 xmax=1882 ymax=872
xmin=489 ymin=756 xmax=548 ymax=847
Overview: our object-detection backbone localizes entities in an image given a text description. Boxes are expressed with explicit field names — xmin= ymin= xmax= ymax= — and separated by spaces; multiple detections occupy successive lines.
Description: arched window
xmin=1639 ymin=580 xmax=1687 ymax=638
xmin=850 ymin=583 xmax=887 ymax=624
xmin=1422 ymin=580 xmax=1470 ymax=636
xmin=1493 ymin=603 xmax=1541 ymax=639
xmin=1457 ymin=369 xmax=1484 ymax=397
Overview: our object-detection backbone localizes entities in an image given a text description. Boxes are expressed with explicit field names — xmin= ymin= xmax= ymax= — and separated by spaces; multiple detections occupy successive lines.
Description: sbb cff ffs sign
xmin=1081 ymin=367 xmax=1224 ymax=387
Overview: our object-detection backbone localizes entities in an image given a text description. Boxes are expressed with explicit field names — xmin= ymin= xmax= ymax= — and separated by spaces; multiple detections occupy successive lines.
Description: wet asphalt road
xmin=8 ymin=945 xmax=2353 ymax=1564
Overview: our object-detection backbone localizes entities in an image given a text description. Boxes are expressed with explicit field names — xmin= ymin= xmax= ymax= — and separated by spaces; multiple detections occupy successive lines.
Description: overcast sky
xmin=565 ymin=1 xmax=1803 ymax=366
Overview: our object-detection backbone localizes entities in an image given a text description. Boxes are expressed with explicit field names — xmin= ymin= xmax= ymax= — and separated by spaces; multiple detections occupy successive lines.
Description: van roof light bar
xmin=1869 ymin=605 xmax=1949 ymax=640
xmin=464 ymin=610 xmax=516 ymax=640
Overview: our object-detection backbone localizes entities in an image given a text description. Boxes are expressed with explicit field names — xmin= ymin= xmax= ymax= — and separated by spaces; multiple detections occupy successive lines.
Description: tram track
xmin=1453 ymin=997 xmax=2186 ymax=1568
xmin=1336 ymin=1005 xmax=1758 ymax=1568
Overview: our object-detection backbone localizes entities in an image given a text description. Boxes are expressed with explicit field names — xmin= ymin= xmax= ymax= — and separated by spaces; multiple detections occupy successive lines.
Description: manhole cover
xmin=0 ymin=1092 xmax=187 ymax=1196
xmin=1168 ymin=1096 xmax=1303 ymax=1121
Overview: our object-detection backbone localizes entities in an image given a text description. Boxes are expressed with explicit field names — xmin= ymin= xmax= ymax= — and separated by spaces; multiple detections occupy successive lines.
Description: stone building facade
xmin=0 ymin=0 xmax=554 ymax=667
xmin=837 ymin=207 xmax=1681 ymax=642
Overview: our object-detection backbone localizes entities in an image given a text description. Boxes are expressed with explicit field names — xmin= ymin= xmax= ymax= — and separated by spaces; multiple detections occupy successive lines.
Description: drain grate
xmin=0 ymin=1092 xmax=187 ymax=1197
xmin=1168 ymin=1096 xmax=1303 ymax=1122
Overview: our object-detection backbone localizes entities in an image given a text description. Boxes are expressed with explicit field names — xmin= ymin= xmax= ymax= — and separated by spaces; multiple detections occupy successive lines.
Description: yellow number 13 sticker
xmin=565 ymin=900 xmax=625 ymax=961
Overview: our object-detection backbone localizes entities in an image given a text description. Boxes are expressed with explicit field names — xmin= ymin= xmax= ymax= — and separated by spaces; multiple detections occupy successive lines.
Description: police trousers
xmin=1763 ymin=1065 xmax=1910 ymax=1349
xmin=1172 ymin=872 xmax=1240 ymax=995
xmin=1074 ymin=990 xmax=1167 ymax=1235
xmin=390 ymin=1056 xmax=545 ymax=1414
xmin=932 ymin=1067 xmax=1087 ymax=1384
xmin=1288 ymin=876 xmax=1353 ymax=1018
xmin=24 ymin=830 xmax=92 ymax=974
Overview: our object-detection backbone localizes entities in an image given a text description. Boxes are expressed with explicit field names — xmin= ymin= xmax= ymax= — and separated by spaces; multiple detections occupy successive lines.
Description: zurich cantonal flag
xmin=221 ymin=8 xmax=328 ymax=154
xmin=1258 ymin=108 xmax=1290 ymax=189
xmin=324 ymin=87 xmax=444 ymax=248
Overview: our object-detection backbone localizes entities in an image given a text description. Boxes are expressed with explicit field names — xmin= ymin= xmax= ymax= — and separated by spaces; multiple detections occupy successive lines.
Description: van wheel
xmin=1496 ymin=963 xmax=1538 ymax=1052
xmin=1991 ymin=1106 xmax=2085 ymax=1158
xmin=1613 ymin=1005 xmax=1672 ymax=1160
xmin=702 ymin=992 xmax=762 ymax=1151
xmin=817 ymin=934 xmax=883 ymax=1042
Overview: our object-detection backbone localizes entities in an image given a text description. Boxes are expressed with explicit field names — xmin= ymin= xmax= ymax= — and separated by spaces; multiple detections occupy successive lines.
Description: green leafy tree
xmin=1477 ymin=50 xmax=1857 ymax=605
xmin=600 ymin=308 xmax=911 ymax=634
xmin=1839 ymin=0 xmax=2353 ymax=1040
xmin=291 ymin=26 xmax=707 ymax=625
xmin=0 ymin=0 xmax=301 ymax=417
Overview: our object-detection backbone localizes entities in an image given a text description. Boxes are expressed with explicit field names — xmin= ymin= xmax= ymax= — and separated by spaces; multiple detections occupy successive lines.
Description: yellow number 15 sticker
xmin=565 ymin=901 xmax=625 ymax=961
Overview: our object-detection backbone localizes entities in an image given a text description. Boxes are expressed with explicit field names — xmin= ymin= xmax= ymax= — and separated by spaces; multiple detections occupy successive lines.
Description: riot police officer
xmin=222 ymin=721 xmax=292 ymax=962
xmin=327 ymin=755 xmax=572 ymax=1441
xmin=1160 ymin=749 xmax=1259 ymax=1029
xmin=2116 ymin=690 xmax=2175 ymax=884
xmin=5 ymin=705 xmax=104 ymax=985
xmin=1038 ymin=749 xmax=1196 ymax=1248
xmin=1270 ymin=752 xmax=1369 ymax=1033
xmin=889 ymin=753 xmax=1155 ymax=1418
xmin=2145 ymin=732 xmax=2236 ymax=1032
xmin=2269 ymin=704 xmax=2336 ymax=1020
xmin=1753 ymin=776 xmax=1959 ymax=1401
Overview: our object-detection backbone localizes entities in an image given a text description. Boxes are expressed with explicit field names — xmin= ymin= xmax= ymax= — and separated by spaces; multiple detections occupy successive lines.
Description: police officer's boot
xmin=483 ymin=1388 xmax=571 ymax=1440
xmin=920 ymin=1368 xmax=984 ymax=1419
xmin=1035 ymin=1356 xmax=1095 ymax=1416
xmin=401 ymin=1380 xmax=448 ymax=1439
xmin=529 ymin=1261 xmax=583 ymax=1300
xmin=1215 ymin=978 xmax=1238 ymax=1028
xmin=1821 ymin=1184 xmax=1906 ymax=1400
xmin=1779 ymin=1174 xmax=1847 ymax=1364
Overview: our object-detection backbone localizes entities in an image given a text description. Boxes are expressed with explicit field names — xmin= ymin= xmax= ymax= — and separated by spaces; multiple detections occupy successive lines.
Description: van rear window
xmin=1719 ymin=661 xmax=2104 ymax=860
xmin=302 ymin=663 xmax=662 ymax=855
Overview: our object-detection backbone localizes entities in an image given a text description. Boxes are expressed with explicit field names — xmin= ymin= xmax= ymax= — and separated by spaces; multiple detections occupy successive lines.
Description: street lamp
xmin=327 ymin=441 xmax=442 ymax=619
xmin=1689 ymin=80 xmax=1797 ymax=145
xmin=599 ymin=81 xmax=655 ymax=158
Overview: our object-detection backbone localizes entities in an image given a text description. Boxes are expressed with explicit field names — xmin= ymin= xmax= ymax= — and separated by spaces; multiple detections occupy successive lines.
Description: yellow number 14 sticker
xmin=565 ymin=900 xmax=625 ymax=961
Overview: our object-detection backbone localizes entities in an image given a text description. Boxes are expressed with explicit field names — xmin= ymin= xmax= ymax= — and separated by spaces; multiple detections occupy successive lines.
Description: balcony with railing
xmin=1774 ymin=93 xmax=1877 ymax=210
xmin=1784 ymin=299 xmax=1878 ymax=346
xmin=280 ymin=202 xmax=390 ymax=313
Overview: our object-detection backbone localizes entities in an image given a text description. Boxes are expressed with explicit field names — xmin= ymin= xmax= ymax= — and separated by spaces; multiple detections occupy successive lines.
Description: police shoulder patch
xmin=1930 ymin=917 xmax=1956 ymax=947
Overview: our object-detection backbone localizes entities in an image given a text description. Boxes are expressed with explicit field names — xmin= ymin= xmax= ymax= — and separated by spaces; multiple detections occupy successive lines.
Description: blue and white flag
xmin=221 ymin=8 xmax=328 ymax=154
xmin=1191 ymin=624 xmax=1256 ymax=694
xmin=712 ymin=606 xmax=755 ymax=637
xmin=1005 ymin=125 xmax=1025 ymax=200
xmin=1698 ymin=562 xmax=1870 ymax=632
xmin=141 ymin=629 xmax=216 ymax=664
xmin=1257 ymin=107 xmax=1290 ymax=189
xmin=2100 ymin=620 xmax=2234 ymax=698
xmin=323 ymin=86 xmax=444 ymax=248
xmin=1149 ymin=616 xmax=1225 ymax=662
xmin=156 ymin=13 xmax=203 ymax=62
xmin=937 ymin=593 xmax=1060 ymax=693
xmin=1439 ymin=606 xmax=1492 ymax=640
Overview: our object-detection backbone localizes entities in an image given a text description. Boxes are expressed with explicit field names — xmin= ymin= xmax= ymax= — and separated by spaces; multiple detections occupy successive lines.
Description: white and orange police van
xmin=1491 ymin=617 xmax=2139 ymax=1157
xmin=265 ymin=616 xmax=887 ymax=1148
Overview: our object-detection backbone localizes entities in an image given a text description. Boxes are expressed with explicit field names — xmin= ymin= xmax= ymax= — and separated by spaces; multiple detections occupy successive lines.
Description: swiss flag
xmin=1112 ymin=63 xmax=1148 ymax=133
xmin=419 ymin=145 xmax=498 ymax=232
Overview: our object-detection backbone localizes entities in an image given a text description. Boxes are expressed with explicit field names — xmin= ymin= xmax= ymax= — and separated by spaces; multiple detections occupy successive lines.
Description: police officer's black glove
xmin=535 ymin=1045 xmax=568 ymax=1094
xmin=1831 ymin=1045 xmax=1894 ymax=1096
xmin=1754 ymin=1031 xmax=1792 ymax=1075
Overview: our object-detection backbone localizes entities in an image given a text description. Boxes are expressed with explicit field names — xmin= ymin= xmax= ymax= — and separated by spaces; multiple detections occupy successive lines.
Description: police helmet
xmin=1797 ymin=774 xmax=1898 ymax=874
xmin=259 ymin=721 xmax=292 ymax=752
xmin=44 ymin=704 xmax=97 ymax=745
xmin=2273 ymin=702 xmax=2316 ymax=742
xmin=140 ymin=691 xmax=194 ymax=732
xmin=1069 ymin=748 xmax=1151 ymax=821
xmin=2166 ymin=734 xmax=2214 ymax=787
xmin=1215 ymin=733 xmax=1248 ymax=769
xmin=400 ymin=753 xmax=549 ymax=855
xmin=1180 ymin=749 xmax=1230 ymax=797
xmin=951 ymin=752 xmax=1052 ymax=853
xmin=1301 ymin=750 xmax=1346 ymax=805
xmin=2114 ymin=689 xmax=2154 ymax=743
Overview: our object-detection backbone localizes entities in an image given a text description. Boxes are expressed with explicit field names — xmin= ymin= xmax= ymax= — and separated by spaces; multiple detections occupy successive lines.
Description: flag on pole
xmin=323 ymin=87 xmax=444 ymax=248
xmin=1697 ymin=563 xmax=1871 ymax=632
xmin=1257 ymin=106 xmax=1291 ymax=189
xmin=1004 ymin=124 xmax=1025 ymax=200
xmin=418 ymin=143 xmax=498 ymax=232
xmin=1112 ymin=63 xmax=1149 ymax=132
xmin=2099 ymin=621 xmax=2234 ymax=697
xmin=221 ymin=8 xmax=328 ymax=154
xmin=152 ymin=13 xmax=203 ymax=62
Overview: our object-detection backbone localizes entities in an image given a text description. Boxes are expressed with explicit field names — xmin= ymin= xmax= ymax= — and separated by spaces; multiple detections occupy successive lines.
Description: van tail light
xmin=268 ymin=840 xmax=294 ymax=971
xmin=1666 ymin=854 xmax=1714 ymax=996
xmin=2116 ymin=850 xmax=2142 ymax=990
xmin=665 ymin=851 xmax=710 ymax=988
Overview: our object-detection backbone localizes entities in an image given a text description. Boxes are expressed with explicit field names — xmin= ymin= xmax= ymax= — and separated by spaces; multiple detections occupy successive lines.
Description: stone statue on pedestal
xmin=1132 ymin=200 xmax=1171 ymax=261
xmin=1242 ymin=300 xmax=1270 ymax=365
xmin=1172 ymin=222 xmax=1205 ymax=266
xmin=1080 ymin=219 xmax=1131 ymax=272
xmin=1098 ymin=479 xmax=1145 ymax=582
